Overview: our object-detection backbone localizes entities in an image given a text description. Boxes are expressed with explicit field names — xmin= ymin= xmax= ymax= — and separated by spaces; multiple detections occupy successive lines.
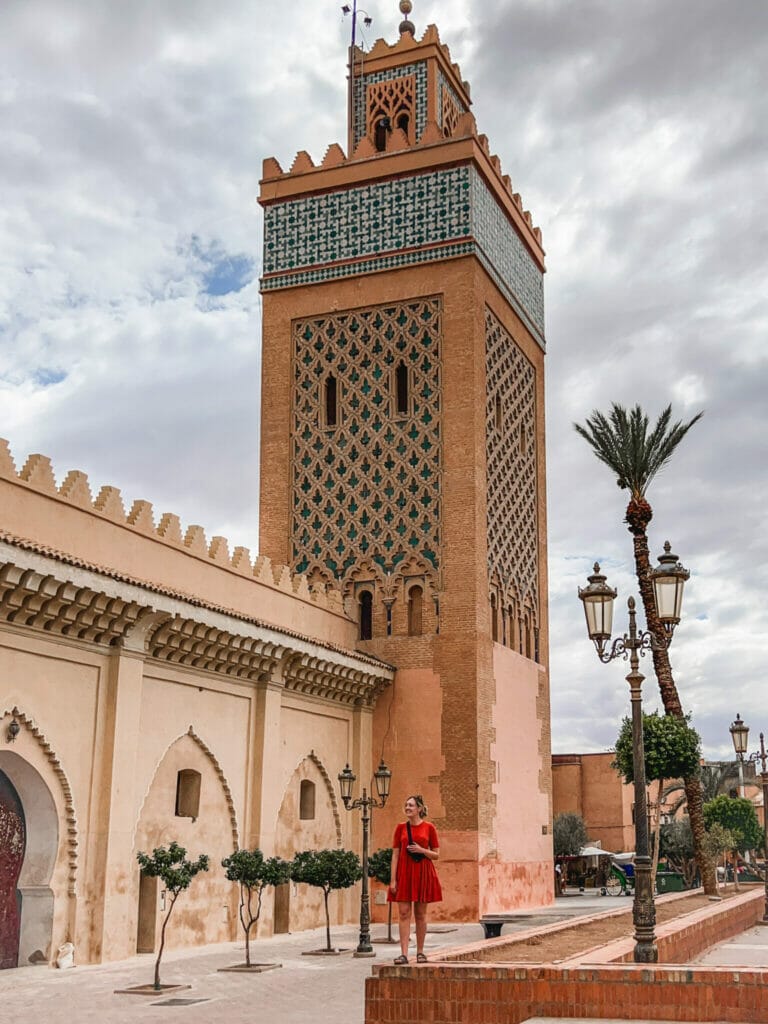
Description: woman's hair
xmin=406 ymin=794 xmax=428 ymax=819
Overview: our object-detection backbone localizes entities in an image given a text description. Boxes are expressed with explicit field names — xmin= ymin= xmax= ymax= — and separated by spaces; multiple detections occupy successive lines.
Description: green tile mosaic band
xmin=261 ymin=166 xmax=545 ymax=346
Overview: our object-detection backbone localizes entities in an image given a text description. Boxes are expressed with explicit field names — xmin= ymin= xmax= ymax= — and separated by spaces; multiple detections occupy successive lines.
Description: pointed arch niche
xmin=0 ymin=707 xmax=76 ymax=968
xmin=133 ymin=729 xmax=239 ymax=954
xmin=274 ymin=751 xmax=343 ymax=935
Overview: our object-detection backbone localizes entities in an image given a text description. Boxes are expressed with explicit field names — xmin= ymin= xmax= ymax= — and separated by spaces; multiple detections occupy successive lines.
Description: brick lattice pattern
xmin=485 ymin=308 xmax=538 ymax=621
xmin=290 ymin=298 xmax=442 ymax=587
xmin=366 ymin=74 xmax=416 ymax=143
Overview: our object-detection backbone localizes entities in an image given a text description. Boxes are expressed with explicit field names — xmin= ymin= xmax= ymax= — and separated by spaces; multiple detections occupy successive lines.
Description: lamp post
xmin=729 ymin=715 xmax=768 ymax=921
xmin=578 ymin=543 xmax=689 ymax=964
xmin=338 ymin=758 xmax=392 ymax=956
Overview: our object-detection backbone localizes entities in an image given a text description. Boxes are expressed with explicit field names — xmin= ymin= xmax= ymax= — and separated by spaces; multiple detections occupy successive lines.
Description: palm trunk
xmin=629 ymin=515 xmax=717 ymax=895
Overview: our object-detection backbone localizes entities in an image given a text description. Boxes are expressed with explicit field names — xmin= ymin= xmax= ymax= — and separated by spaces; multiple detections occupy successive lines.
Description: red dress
xmin=388 ymin=820 xmax=443 ymax=904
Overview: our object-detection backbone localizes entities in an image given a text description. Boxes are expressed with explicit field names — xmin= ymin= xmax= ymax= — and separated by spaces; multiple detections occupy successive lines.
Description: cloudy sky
xmin=1 ymin=0 xmax=766 ymax=760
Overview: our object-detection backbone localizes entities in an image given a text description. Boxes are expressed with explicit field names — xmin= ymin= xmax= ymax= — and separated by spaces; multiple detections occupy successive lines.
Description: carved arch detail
xmin=306 ymin=750 xmax=343 ymax=847
xmin=133 ymin=726 xmax=240 ymax=851
xmin=1 ymin=705 xmax=78 ymax=895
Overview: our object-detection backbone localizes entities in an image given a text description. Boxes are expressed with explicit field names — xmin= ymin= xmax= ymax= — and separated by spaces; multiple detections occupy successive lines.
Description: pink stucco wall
xmin=484 ymin=643 xmax=553 ymax=913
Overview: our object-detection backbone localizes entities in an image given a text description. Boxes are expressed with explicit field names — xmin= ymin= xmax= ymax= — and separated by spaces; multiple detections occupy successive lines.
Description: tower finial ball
xmin=399 ymin=0 xmax=413 ymax=12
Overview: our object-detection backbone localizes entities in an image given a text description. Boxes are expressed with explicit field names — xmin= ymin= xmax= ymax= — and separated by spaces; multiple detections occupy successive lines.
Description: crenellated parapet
xmin=260 ymin=22 xmax=542 ymax=256
xmin=0 ymin=438 xmax=347 ymax=619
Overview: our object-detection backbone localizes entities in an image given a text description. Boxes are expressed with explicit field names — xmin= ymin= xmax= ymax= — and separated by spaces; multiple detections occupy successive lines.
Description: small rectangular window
xmin=175 ymin=769 xmax=201 ymax=819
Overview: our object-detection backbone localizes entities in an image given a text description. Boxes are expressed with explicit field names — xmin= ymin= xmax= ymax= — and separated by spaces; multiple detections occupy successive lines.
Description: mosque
xmin=0 ymin=2 xmax=552 ymax=969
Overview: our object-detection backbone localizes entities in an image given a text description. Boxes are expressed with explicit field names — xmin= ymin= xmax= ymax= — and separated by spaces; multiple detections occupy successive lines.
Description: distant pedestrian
xmin=388 ymin=794 xmax=442 ymax=964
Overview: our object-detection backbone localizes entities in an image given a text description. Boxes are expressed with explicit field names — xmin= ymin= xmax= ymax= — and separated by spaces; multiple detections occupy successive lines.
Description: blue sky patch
xmin=33 ymin=368 xmax=67 ymax=387
xmin=190 ymin=236 xmax=254 ymax=296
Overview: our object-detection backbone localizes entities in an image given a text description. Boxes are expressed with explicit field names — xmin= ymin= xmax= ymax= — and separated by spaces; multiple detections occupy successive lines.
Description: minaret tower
xmin=259 ymin=2 xmax=553 ymax=916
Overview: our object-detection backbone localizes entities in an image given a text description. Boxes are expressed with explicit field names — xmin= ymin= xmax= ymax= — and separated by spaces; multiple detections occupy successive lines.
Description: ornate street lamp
xmin=338 ymin=758 xmax=391 ymax=956
xmin=729 ymin=716 xmax=768 ymax=919
xmin=578 ymin=545 xmax=688 ymax=963
xmin=649 ymin=542 xmax=690 ymax=637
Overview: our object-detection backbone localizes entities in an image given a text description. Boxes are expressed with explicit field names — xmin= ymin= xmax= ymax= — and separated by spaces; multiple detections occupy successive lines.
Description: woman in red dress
xmin=388 ymin=794 xmax=442 ymax=963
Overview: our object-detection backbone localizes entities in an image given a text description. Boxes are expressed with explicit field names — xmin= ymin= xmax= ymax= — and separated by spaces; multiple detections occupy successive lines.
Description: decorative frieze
xmin=262 ymin=166 xmax=545 ymax=347
xmin=0 ymin=544 xmax=394 ymax=706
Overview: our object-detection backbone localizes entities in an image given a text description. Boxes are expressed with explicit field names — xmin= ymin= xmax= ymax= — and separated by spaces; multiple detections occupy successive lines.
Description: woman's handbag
xmin=406 ymin=822 xmax=426 ymax=862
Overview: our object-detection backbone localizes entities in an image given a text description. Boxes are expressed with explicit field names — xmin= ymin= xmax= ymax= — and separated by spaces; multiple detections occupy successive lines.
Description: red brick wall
xmin=366 ymin=889 xmax=767 ymax=1023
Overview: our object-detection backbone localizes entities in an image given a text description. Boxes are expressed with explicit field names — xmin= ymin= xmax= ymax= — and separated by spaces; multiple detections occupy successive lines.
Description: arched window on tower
xmin=395 ymin=361 xmax=409 ymax=415
xmin=491 ymin=593 xmax=499 ymax=643
xmin=397 ymin=112 xmax=410 ymax=137
xmin=374 ymin=119 xmax=389 ymax=152
xmin=407 ymin=585 xmax=423 ymax=636
xmin=325 ymin=375 xmax=338 ymax=427
xmin=525 ymin=612 xmax=532 ymax=659
xmin=359 ymin=590 xmax=373 ymax=640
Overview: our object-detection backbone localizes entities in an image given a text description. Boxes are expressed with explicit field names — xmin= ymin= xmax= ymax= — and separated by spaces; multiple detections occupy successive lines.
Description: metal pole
xmin=347 ymin=0 xmax=358 ymax=156
xmin=760 ymin=734 xmax=768 ymax=923
xmin=737 ymin=757 xmax=753 ymax=863
xmin=354 ymin=789 xmax=375 ymax=956
xmin=626 ymin=598 xmax=658 ymax=963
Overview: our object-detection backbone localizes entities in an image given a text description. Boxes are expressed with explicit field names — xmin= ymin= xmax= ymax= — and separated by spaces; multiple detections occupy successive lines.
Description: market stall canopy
xmin=579 ymin=846 xmax=614 ymax=858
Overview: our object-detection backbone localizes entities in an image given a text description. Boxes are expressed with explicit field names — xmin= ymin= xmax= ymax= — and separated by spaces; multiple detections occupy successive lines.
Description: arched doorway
xmin=0 ymin=771 xmax=25 ymax=969
xmin=0 ymin=751 xmax=59 ymax=968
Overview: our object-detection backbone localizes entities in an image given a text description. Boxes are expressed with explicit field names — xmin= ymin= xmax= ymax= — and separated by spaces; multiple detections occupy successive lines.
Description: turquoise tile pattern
xmin=262 ymin=166 xmax=545 ymax=346
xmin=290 ymin=298 xmax=442 ymax=584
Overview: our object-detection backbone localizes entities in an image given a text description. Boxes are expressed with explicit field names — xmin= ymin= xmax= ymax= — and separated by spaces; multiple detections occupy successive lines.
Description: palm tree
xmin=573 ymin=403 xmax=714 ymax=892
xmin=663 ymin=762 xmax=741 ymax=818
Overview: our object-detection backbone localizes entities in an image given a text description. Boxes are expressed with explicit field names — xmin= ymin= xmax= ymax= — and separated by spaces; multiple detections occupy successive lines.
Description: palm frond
xmin=574 ymin=402 xmax=703 ymax=497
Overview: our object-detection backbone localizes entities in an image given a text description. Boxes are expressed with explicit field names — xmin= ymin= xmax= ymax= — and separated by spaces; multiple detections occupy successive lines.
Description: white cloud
xmin=1 ymin=0 xmax=766 ymax=759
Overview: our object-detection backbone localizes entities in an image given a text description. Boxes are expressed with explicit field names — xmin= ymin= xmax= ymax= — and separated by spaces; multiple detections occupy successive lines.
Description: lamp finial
xmin=399 ymin=0 xmax=415 ymax=36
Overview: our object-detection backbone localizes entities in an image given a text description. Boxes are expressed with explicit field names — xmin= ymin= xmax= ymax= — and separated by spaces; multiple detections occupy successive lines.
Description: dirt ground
xmin=468 ymin=891 xmax=742 ymax=963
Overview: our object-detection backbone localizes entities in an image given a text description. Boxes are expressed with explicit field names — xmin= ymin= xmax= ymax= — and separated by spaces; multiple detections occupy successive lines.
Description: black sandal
xmin=394 ymin=954 xmax=408 ymax=965
xmin=416 ymin=953 xmax=428 ymax=964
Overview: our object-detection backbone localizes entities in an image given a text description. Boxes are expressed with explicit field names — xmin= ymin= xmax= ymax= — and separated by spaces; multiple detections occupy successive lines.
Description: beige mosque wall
xmin=0 ymin=452 xmax=393 ymax=967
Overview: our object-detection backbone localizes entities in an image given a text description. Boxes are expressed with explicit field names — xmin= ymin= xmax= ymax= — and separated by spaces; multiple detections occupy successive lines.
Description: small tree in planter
xmin=291 ymin=849 xmax=362 ymax=953
xmin=368 ymin=847 xmax=394 ymax=943
xmin=136 ymin=842 xmax=209 ymax=991
xmin=613 ymin=711 xmax=701 ymax=886
xmin=701 ymin=823 xmax=737 ymax=891
xmin=703 ymin=795 xmax=762 ymax=891
xmin=222 ymin=849 xmax=292 ymax=969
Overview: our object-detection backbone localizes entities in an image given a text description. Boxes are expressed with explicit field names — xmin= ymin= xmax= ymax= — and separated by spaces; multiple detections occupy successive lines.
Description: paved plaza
xmin=1 ymin=895 xmax=765 ymax=1024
